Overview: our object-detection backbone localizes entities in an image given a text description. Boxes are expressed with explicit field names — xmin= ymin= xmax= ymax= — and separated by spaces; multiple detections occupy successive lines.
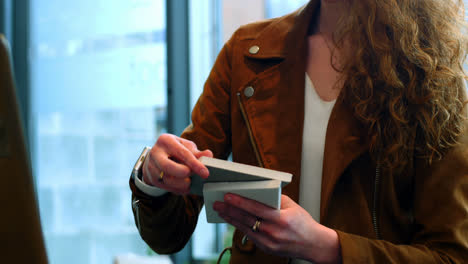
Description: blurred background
xmin=3 ymin=0 xmax=467 ymax=263
xmin=0 ymin=0 xmax=309 ymax=263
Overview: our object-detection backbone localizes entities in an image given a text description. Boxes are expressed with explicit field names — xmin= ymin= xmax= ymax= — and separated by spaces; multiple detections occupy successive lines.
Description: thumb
xmin=280 ymin=195 xmax=296 ymax=209
xmin=195 ymin=149 xmax=214 ymax=159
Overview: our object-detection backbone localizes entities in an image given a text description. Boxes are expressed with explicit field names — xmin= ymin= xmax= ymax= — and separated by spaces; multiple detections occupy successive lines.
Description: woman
xmin=130 ymin=0 xmax=468 ymax=263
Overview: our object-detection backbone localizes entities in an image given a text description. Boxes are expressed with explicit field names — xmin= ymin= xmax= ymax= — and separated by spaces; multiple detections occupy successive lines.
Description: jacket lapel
xmin=320 ymin=98 xmax=369 ymax=222
xmin=274 ymin=3 xmax=318 ymax=202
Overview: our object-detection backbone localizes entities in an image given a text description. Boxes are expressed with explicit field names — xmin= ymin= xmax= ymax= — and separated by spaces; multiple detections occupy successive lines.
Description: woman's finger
xmin=223 ymin=193 xmax=281 ymax=221
xmin=178 ymin=137 xmax=200 ymax=153
xmin=152 ymin=150 xmax=192 ymax=178
xmin=280 ymin=195 xmax=296 ymax=209
xmin=147 ymin=154 xmax=192 ymax=188
xmin=155 ymin=134 xmax=209 ymax=178
xmin=216 ymin=201 xmax=287 ymax=245
xmin=214 ymin=201 xmax=258 ymax=229
xmin=142 ymin=150 xmax=188 ymax=185
xmin=218 ymin=213 xmax=280 ymax=254
xmin=194 ymin=149 xmax=213 ymax=159
xmin=178 ymin=138 xmax=214 ymax=159
xmin=165 ymin=140 xmax=209 ymax=178
xmin=160 ymin=173 xmax=191 ymax=192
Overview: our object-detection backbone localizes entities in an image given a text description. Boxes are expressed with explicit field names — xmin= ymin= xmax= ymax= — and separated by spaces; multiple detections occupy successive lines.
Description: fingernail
xmin=200 ymin=167 xmax=209 ymax=177
xmin=224 ymin=194 xmax=232 ymax=201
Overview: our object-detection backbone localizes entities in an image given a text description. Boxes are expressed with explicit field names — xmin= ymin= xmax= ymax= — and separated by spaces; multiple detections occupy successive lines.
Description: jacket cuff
xmin=129 ymin=177 xmax=173 ymax=211
xmin=134 ymin=171 xmax=168 ymax=197
xmin=336 ymin=230 xmax=368 ymax=264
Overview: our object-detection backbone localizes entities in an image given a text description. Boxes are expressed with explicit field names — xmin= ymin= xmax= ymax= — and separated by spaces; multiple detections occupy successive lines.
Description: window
xmin=266 ymin=0 xmax=310 ymax=18
xmin=31 ymin=0 xmax=167 ymax=263
xmin=190 ymin=0 xmax=225 ymax=262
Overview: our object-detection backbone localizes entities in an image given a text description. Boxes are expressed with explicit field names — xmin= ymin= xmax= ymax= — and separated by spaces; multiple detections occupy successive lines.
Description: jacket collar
xmin=242 ymin=1 xmax=319 ymax=60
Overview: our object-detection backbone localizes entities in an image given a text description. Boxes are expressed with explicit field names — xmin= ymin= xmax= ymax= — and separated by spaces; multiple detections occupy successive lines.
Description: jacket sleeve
xmin=129 ymin=32 xmax=235 ymax=254
xmin=337 ymin=134 xmax=468 ymax=263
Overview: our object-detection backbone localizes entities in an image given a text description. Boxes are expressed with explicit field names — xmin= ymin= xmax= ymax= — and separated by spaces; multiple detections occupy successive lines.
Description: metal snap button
xmin=249 ymin=45 xmax=260 ymax=54
xmin=241 ymin=235 xmax=248 ymax=245
xmin=244 ymin=86 xmax=255 ymax=98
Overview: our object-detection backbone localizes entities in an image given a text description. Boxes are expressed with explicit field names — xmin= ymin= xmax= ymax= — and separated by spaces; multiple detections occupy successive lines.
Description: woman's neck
xmin=316 ymin=0 xmax=346 ymax=34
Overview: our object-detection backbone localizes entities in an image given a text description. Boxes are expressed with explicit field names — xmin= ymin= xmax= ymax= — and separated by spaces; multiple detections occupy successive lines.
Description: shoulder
xmin=228 ymin=10 xmax=300 ymax=44
xmin=220 ymin=7 xmax=307 ymax=63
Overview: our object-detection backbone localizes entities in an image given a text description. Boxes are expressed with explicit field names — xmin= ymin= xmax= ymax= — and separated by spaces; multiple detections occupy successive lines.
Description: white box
xmin=203 ymin=180 xmax=282 ymax=223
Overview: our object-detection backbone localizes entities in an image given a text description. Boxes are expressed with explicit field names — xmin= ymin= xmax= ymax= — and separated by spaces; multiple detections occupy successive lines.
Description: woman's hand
xmin=213 ymin=194 xmax=341 ymax=264
xmin=142 ymin=133 xmax=213 ymax=195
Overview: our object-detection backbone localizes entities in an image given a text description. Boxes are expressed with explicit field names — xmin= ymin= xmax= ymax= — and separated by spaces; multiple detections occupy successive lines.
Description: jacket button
xmin=249 ymin=45 xmax=260 ymax=54
xmin=244 ymin=86 xmax=255 ymax=98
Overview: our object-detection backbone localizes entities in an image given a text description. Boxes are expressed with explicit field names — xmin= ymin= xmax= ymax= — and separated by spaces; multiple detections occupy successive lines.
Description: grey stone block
xmin=121 ymin=108 xmax=156 ymax=138
xmin=94 ymin=110 xmax=122 ymax=137
xmin=59 ymin=112 xmax=95 ymax=135
xmin=45 ymin=231 xmax=92 ymax=264
xmin=93 ymin=135 xmax=124 ymax=179
xmin=37 ymin=134 xmax=90 ymax=186
xmin=58 ymin=185 xmax=122 ymax=229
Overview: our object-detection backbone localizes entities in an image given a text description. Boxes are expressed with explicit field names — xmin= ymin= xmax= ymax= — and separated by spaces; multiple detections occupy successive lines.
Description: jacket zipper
xmin=132 ymin=198 xmax=141 ymax=233
xmin=236 ymin=92 xmax=264 ymax=168
xmin=372 ymin=163 xmax=381 ymax=239
xmin=236 ymin=92 xmax=263 ymax=246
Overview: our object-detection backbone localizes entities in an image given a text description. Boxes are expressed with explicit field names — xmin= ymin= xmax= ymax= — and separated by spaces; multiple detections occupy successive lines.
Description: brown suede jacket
xmin=130 ymin=1 xmax=468 ymax=263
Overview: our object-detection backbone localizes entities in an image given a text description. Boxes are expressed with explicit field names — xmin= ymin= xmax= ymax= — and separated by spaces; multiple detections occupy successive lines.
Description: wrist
xmin=309 ymin=225 xmax=342 ymax=264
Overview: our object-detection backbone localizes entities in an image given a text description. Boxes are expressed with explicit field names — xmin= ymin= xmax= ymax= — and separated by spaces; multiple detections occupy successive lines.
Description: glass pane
xmin=30 ymin=1 xmax=167 ymax=263
xmin=190 ymin=0 xmax=226 ymax=261
xmin=266 ymin=0 xmax=309 ymax=18
xmin=190 ymin=0 xmax=221 ymax=109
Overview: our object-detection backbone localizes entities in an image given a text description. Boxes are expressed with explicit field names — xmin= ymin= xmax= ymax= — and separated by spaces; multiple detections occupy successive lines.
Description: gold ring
xmin=252 ymin=219 xmax=261 ymax=232
xmin=158 ymin=171 xmax=164 ymax=183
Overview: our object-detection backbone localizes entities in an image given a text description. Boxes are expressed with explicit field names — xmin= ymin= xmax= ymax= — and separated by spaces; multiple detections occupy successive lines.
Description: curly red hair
xmin=332 ymin=0 xmax=468 ymax=171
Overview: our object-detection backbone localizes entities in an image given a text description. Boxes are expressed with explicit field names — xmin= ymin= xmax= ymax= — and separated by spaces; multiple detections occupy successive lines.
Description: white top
xmin=299 ymin=74 xmax=335 ymax=220
xmin=293 ymin=74 xmax=335 ymax=264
